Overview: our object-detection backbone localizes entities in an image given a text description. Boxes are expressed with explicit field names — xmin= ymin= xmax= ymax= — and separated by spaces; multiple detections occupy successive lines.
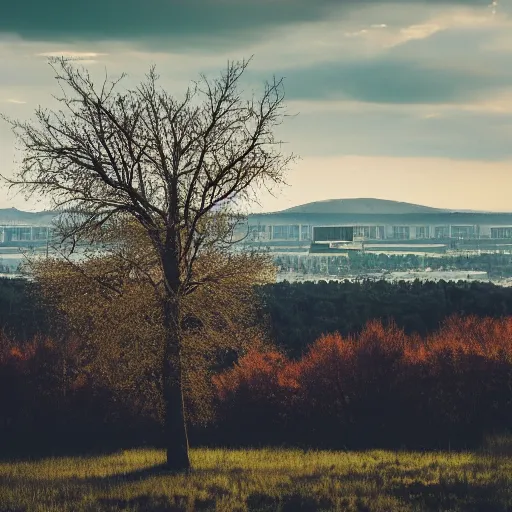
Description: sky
xmin=1 ymin=0 xmax=512 ymax=212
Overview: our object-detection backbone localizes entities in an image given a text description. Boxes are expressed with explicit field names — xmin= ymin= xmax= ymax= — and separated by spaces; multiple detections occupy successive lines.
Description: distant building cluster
xmin=242 ymin=199 xmax=512 ymax=255
xmin=3 ymin=199 xmax=512 ymax=256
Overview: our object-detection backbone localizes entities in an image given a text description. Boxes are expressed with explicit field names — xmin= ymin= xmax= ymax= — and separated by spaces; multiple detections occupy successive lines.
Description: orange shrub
xmin=212 ymin=350 xmax=289 ymax=402
xmin=213 ymin=315 xmax=512 ymax=449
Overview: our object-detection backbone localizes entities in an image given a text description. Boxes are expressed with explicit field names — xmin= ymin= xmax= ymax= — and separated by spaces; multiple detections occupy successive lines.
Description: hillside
xmin=278 ymin=198 xmax=451 ymax=215
xmin=0 ymin=208 xmax=57 ymax=225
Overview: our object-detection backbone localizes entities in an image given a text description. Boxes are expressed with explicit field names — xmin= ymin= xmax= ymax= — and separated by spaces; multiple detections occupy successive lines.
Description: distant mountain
xmin=0 ymin=208 xmax=58 ymax=225
xmin=277 ymin=198 xmax=452 ymax=215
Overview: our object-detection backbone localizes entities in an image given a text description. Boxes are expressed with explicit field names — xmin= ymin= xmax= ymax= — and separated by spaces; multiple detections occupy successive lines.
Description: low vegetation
xmin=1 ymin=447 xmax=512 ymax=511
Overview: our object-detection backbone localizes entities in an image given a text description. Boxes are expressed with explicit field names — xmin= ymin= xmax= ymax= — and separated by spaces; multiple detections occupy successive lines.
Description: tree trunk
xmin=162 ymin=294 xmax=190 ymax=472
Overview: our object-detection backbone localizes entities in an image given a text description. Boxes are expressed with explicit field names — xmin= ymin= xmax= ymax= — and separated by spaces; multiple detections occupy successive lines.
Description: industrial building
xmin=243 ymin=198 xmax=512 ymax=255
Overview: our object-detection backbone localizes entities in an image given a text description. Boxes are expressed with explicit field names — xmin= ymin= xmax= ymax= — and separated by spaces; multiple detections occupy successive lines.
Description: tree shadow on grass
xmin=246 ymin=492 xmax=335 ymax=512
xmin=0 ymin=443 xmax=141 ymax=463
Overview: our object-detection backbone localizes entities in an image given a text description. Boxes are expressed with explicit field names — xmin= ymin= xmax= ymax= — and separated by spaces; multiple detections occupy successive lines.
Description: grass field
xmin=1 ymin=447 xmax=511 ymax=511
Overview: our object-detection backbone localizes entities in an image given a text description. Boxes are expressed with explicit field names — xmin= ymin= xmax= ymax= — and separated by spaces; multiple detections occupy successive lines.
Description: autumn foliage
xmin=213 ymin=316 xmax=512 ymax=450
xmin=3 ymin=315 xmax=512 ymax=452
xmin=0 ymin=331 xmax=158 ymax=456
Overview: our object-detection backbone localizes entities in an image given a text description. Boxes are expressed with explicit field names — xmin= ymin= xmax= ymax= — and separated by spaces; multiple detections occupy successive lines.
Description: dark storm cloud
xmin=1 ymin=0 xmax=489 ymax=43
xmin=3 ymin=0 xmax=330 ymax=43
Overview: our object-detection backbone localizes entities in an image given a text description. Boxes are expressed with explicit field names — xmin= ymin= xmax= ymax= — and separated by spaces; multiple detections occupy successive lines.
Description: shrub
xmin=213 ymin=316 xmax=512 ymax=449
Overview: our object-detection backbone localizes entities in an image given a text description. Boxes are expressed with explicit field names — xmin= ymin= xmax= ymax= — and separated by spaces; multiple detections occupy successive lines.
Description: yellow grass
xmin=0 ymin=448 xmax=511 ymax=511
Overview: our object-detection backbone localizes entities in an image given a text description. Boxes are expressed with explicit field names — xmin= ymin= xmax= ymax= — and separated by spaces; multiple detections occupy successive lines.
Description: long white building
xmin=243 ymin=198 xmax=512 ymax=253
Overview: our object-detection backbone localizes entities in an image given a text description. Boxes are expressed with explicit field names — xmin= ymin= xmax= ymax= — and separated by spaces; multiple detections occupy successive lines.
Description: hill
xmin=0 ymin=208 xmax=57 ymax=225
xmin=278 ymin=198 xmax=452 ymax=215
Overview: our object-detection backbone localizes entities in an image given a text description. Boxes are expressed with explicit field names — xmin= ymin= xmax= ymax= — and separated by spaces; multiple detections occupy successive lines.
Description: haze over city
xmin=1 ymin=0 xmax=512 ymax=213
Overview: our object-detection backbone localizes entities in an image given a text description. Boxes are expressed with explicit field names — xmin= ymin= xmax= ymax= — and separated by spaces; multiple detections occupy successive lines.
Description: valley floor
xmin=0 ymin=448 xmax=511 ymax=511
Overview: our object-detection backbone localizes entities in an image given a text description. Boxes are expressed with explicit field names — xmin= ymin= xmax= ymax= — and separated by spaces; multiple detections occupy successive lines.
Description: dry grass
xmin=0 ymin=448 xmax=511 ymax=511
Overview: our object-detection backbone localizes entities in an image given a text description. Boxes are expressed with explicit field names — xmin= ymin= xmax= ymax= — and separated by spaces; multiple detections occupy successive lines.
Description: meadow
xmin=1 ymin=446 xmax=512 ymax=511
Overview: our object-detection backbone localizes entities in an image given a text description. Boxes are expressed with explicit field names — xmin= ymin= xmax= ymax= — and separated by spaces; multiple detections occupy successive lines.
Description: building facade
xmin=0 ymin=225 xmax=52 ymax=245
xmin=242 ymin=210 xmax=512 ymax=253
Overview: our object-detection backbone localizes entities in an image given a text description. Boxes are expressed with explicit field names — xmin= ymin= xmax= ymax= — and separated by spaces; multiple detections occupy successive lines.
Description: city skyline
xmin=1 ymin=0 xmax=512 ymax=212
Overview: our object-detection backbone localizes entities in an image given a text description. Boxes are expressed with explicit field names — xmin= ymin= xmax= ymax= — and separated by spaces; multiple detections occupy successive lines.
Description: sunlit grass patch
xmin=0 ymin=448 xmax=511 ymax=511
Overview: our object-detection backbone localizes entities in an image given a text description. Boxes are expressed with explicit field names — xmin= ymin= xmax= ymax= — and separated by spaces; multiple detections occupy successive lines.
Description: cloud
xmin=279 ymin=99 xmax=512 ymax=160
xmin=1 ymin=0 xmax=512 ymax=207
xmin=34 ymin=51 xmax=108 ymax=66
xmin=0 ymin=0 xmax=496 ymax=46
xmin=281 ymin=57 xmax=511 ymax=105
xmin=0 ymin=0 xmax=335 ymax=45
xmin=4 ymin=99 xmax=26 ymax=104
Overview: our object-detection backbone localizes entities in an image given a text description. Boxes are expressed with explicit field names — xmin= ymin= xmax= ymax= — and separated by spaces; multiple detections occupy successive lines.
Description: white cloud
xmin=35 ymin=51 xmax=107 ymax=58
xmin=4 ymin=99 xmax=26 ymax=104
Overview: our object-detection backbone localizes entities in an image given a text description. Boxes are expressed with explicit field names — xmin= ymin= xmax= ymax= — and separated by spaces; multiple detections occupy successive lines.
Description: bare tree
xmin=1 ymin=57 xmax=294 ymax=471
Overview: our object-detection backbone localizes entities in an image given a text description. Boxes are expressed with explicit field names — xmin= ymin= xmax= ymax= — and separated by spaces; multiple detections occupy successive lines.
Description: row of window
xmin=0 ymin=227 xmax=51 ymax=242
xmin=491 ymin=228 xmax=512 ymax=238
xmin=250 ymin=224 xmax=312 ymax=240
xmin=248 ymin=224 xmax=512 ymax=240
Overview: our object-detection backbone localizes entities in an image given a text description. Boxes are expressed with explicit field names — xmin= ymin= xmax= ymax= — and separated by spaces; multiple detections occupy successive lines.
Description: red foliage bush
xmin=213 ymin=350 xmax=289 ymax=402
xmin=213 ymin=315 xmax=512 ymax=449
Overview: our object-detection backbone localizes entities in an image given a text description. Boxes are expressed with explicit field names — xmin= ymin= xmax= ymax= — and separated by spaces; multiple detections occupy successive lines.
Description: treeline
xmin=257 ymin=279 xmax=512 ymax=357
xmin=0 ymin=278 xmax=49 ymax=341
xmin=3 ymin=277 xmax=512 ymax=356
xmin=3 ymin=276 xmax=512 ymax=454
xmin=0 ymin=333 xmax=160 ymax=457
xmin=276 ymin=252 xmax=512 ymax=278
xmin=3 ymin=316 xmax=512 ymax=454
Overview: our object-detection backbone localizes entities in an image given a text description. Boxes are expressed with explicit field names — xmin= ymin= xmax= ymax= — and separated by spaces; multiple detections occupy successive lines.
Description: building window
xmin=313 ymin=226 xmax=354 ymax=242
xmin=289 ymin=225 xmax=299 ymax=240
xmin=491 ymin=227 xmax=512 ymax=238
xmin=272 ymin=225 xmax=288 ymax=239
xmin=301 ymin=225 xmax=311 ymax=241
xmin=353 ymin=226 xmax=383 ymax=240
xmin=392 ymin=226 xmax=410 ymax=240
xmin=434 ymin=226 xmax=450 ymax=238
xmin=271 ymin=225 xmax=300 ymax=240
xmin=416 ymin=226 xmax=430 ymax=239
xmin=451 ymin=226 xmax=475 ymax=239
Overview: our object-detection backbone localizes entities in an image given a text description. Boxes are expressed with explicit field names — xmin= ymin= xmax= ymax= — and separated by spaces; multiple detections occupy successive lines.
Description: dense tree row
xmin=3 ymin=277 xmax=512 ymax=358
xmin=257 ymin=279 xmax=512 ymax=356
xmin=344 ymin=252 xmax=512 ymax=278
xmin=2 ymin=274 xmax=512 ymax=455
xmin=0 ymin=279 xmax=49 ymax=341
